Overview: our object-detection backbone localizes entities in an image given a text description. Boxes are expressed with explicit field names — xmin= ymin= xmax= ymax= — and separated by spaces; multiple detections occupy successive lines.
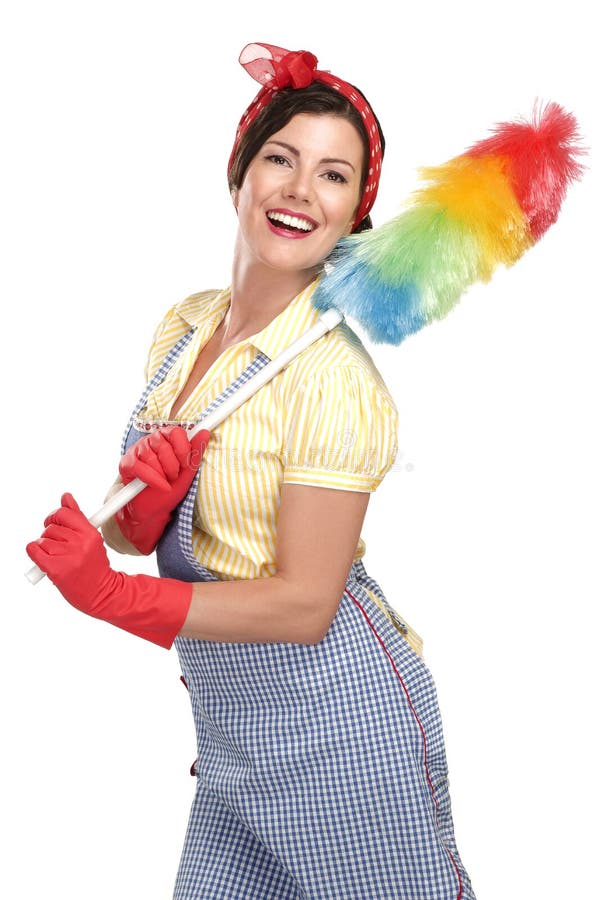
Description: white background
xmin=2 ymin=1 xmax=598 ymax=898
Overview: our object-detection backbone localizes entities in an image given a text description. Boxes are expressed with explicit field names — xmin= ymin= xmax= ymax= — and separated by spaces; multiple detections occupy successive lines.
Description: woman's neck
xmin=223 ymin=236 xmax=319 ymax=343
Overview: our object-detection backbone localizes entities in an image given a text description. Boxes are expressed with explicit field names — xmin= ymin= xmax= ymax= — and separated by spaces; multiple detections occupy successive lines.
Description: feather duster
xmin=311 ymin=102 xmax=585 ymax=344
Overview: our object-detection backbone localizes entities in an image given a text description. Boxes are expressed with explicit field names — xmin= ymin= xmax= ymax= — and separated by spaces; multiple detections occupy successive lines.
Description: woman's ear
xmin=230 ymin=187 xmax=239 ymax=211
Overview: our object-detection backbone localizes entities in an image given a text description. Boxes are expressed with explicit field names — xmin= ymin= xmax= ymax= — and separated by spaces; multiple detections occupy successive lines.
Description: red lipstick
xmin=265 ymin=208 xmax=319 ymax=239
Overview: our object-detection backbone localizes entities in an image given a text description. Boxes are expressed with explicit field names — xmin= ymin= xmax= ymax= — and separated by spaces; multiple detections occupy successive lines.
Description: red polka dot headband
xmin=227 ymin=42 xmax=383 ymax=230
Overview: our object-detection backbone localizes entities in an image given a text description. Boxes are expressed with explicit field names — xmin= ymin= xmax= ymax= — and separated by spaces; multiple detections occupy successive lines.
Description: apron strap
xmin=120 ymin=325 xmax=273 ymax=582
xmin=120 ymin=327 xmax=197 ymax=456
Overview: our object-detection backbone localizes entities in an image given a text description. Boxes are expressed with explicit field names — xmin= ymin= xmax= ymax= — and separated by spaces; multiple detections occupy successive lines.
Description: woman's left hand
xmin=26 ymin=494 xmax=192 ymax=648
xmin=27 ymin=493 xmax=122 ymax=615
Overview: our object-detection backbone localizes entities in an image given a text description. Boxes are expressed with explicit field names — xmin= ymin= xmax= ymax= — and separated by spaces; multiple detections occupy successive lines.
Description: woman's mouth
xmin=266 ymin=209 xmax=318 ymax=239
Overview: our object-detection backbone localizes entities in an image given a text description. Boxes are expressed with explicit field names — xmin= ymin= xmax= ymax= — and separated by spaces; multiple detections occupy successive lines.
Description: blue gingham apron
xmin=121 ymin=329 xmax=476 ymax=900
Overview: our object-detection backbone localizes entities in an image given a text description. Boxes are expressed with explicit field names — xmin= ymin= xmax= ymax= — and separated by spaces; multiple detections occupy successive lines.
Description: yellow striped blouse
xmin=137 ymin=277 xmax=422 ymax=654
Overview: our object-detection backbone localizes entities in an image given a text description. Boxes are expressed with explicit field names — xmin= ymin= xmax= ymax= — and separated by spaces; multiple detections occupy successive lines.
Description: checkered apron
xmin=121 ymin=330 xmax=476 ymax=900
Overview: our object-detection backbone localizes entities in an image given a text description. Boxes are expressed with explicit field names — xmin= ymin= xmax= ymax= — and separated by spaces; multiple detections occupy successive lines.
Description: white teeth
xmin=267 ymin=211 xmax=315 ymax=232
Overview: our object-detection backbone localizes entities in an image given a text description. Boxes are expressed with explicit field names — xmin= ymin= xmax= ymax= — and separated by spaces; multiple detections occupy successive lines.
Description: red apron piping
xmin=345 ymin=586 xmax=464 ymax=900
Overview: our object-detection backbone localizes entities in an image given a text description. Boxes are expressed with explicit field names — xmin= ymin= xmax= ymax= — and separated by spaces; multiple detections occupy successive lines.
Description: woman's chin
xmin=258 ymin=250 xmax=324 ymax=276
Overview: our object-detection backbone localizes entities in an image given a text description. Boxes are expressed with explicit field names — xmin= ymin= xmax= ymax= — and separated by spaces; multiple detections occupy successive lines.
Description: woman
xmin=27 ymin=43 xmax=476 ymax=900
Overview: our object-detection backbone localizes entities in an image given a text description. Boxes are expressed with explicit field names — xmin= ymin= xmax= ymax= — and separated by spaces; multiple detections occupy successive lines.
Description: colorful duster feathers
xmin=311 ymin=102 xmax=585 ymax=344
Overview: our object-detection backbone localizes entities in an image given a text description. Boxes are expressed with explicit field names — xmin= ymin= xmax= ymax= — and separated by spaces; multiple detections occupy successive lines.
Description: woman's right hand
xmin=115 ymin=425 xmax=211 ymax=555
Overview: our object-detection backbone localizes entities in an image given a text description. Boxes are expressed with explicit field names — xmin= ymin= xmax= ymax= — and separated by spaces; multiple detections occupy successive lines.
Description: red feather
xmin=466 ymin=101 xmax=586 ymax=240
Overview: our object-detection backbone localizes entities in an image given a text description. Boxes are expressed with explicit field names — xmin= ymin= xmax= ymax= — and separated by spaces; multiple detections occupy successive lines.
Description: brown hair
xmin=228 ymin=81 xmax=385 ymax=233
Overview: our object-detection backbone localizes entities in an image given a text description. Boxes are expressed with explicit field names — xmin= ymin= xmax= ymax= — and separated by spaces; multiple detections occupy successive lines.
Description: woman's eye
xmin=324 ymin=171 xmax=347 ymax=184
xmin=266 ymin=154 xmax=289 ymax=166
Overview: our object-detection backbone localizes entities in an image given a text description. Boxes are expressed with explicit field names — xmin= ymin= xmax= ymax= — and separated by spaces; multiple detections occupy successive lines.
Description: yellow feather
xmin=414 ymin=155 xmax=533 ymax=280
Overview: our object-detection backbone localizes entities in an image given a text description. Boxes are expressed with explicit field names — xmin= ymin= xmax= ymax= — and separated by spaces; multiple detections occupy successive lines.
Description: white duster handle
xmin=26 ymin=308 xmax=343 ymax=585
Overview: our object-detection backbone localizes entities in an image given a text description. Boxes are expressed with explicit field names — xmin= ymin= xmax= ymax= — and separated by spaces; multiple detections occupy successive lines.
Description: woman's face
xmin=232 ymin=113 xmax=364 ymax=275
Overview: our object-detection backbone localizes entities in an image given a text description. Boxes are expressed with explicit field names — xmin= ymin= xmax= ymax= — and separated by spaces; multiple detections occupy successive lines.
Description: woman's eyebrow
xmin=265 ymin=140 xmax=356 ymax=172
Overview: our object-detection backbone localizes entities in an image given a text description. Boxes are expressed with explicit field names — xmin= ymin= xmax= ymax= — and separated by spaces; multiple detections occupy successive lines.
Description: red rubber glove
xmin=115 ymin=425 xmax=211 ymax=555
xmin=26 ymin=493 xmax=193 ymax=649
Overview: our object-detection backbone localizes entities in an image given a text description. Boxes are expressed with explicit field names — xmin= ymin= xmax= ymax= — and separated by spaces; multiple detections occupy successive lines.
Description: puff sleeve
xmin=281 ymin=365 xmax=399 ymax=493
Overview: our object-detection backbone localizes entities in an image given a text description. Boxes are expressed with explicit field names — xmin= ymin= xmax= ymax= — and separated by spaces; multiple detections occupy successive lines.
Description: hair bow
xmin=239 ymin=43 xmax=320 ymax=90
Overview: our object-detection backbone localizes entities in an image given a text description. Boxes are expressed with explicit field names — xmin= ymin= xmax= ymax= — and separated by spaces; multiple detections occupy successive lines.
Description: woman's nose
xmin=283 ymin=167 xmax=314 ymax=203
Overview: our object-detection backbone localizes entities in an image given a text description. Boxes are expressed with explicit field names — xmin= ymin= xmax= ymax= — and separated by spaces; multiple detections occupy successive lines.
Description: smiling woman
xmin=228 ymin=72 xmax=384 ymax=235
xmin=231 ymin=114 xmax=364 ymax=277
xmin=26 ymin=41 xmax=476 ymax=900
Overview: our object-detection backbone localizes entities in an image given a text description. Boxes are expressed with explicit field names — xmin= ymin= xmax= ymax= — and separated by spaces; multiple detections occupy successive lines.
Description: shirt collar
xmin=178 ymin=277 xmax=324 ymax=360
